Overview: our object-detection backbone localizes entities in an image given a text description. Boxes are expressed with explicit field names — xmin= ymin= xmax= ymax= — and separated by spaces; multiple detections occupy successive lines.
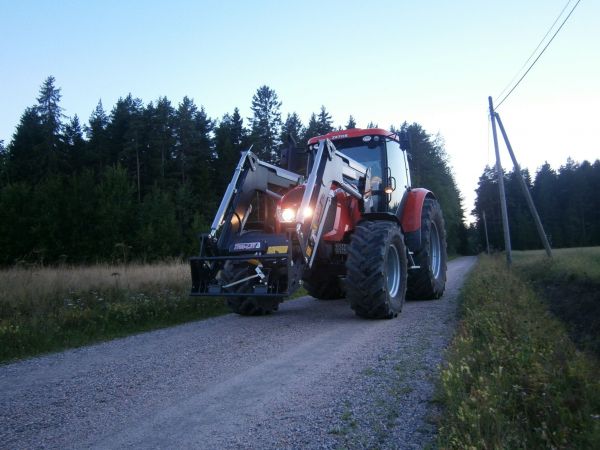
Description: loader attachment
xmin=190 ymin=140 xmax=371 ymax=304
xmin=190 ymin=150 xmax=304 ymax=299
xmin=295 ymin=139 xmax=370 ymax=267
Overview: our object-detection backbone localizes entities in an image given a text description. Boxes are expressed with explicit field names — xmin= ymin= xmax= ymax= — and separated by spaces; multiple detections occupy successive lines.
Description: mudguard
xmin=398 ymin=188 xmax=435 ymax=251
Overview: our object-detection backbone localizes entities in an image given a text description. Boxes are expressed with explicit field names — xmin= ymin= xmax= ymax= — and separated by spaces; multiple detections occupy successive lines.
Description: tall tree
xmin=173 ymin=96 xmax=198 ymax=184
xmin=280 ymin=112 xmax=304 ymax=145
xmin=316 ymin=106 xmax=334 ymax=134
xmin=505 ymin=168 xmax=537 ymax=250
xmin=86 ymin=100 xmax=110 ymax=171
xmin=36 ymin=76 xmax=65 ymax=175
xmin=36 ymin=76 xmax=63 ymax=143
xmin=346 ymin=115 xmax=357 ymax=129
xmin=303 ymin=113 xmax=319 ymax=143
xmin=402 ymin=123 xmax=464 ymax=253
xmin=145 ymin=97 xmax=175 ymax=187
xmin=6 ymin=107 xmax=45 ymax=184
xmin=249 ymin=85 xmax=282 ymax=162
xmin=532 ymin=162 xmax=561 ymax=247
xmin=473 ymin=165 xmax=504 ymax=251
xmin=214 ymin=109 xmax=248 ymax=194
xmin=62 ymin=115 xmax=86 ymax=173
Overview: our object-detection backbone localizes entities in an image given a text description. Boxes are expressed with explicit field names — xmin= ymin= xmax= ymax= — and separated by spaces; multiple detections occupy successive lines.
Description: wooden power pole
xmin=488 ymin=96 xmax=512 ymax=266
xmin=494 ymin=113 xmax=553 ymax=258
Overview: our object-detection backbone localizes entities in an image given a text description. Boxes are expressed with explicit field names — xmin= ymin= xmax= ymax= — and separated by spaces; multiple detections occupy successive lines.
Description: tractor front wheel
xmin=346 ymin=221 xmax=407 ymax=319
xmin=219 ymin=262 xmax=280 ymax=316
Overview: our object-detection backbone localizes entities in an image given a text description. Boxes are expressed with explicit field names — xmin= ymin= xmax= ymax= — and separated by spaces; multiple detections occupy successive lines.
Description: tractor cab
xmin=307 ymin=129 xmax=411 ymax=213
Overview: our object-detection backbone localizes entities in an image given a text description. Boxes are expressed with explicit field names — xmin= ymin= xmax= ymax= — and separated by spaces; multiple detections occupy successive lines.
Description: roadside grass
xmin=437 ymin=252 xmax=600 ymax=449
xmin=0 ymin=262 xmax=229 ymax=363
xmin=513 ymin=247 xmax=600 ymax=357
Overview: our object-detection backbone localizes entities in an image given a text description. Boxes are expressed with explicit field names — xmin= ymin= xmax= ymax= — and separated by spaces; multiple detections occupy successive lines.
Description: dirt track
xmin=0 ymin=256 xmax=476 ymax=449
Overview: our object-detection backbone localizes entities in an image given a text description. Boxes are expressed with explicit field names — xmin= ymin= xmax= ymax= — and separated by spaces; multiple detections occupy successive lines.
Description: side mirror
xmin=399 ymin=130 xmax=411 ymax=151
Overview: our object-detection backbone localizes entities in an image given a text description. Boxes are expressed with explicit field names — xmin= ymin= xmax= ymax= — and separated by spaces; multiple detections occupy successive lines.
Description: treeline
xmin=0 ymin=77 xmax=465 ymax=265
xmin=472 ymin=159 xmax=600 ymax=250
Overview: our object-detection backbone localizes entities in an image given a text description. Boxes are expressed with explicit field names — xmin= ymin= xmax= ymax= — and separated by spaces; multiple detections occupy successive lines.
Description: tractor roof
xmin=307 ymin=128 xmax=398 ymax=145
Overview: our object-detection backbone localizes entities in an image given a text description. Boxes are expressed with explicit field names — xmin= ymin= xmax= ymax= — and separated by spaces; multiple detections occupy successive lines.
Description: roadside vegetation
xmin=513 ymin=247 xmax=600 ymax=358
xmin=437 ymin=249 xmax=600 ymax=449
xmin=0 ymin=262 xmax=229 ymax=363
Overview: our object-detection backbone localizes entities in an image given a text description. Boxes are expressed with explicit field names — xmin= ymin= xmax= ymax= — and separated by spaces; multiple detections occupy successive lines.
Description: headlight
xmin=277 ymin=206 xmax=313 ymax=223
xmin=280 ymin=207 xmax=295 ymax=223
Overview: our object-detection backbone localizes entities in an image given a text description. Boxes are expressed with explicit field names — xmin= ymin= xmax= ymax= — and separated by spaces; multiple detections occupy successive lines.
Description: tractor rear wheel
xmin=219 ymin=262 xmax=280 ymax=316
xmin=303 ymin=265 xmax=344 ymax=300
xmin=406 ymin=198 xmax=447 ymax=300
xmin=346 ymin=221 xmax=407 ymax=319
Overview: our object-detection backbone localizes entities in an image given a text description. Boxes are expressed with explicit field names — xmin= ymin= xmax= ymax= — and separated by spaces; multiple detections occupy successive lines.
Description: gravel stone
xmin=0 ymin=257 xmax=476 ymax=449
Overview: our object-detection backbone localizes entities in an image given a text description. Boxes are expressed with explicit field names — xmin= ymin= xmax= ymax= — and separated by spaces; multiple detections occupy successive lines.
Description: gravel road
xmin=1 ymin=256 xmax=475 ymax=450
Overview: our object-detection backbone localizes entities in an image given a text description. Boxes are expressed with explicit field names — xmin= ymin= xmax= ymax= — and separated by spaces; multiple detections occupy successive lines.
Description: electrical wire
xmin=495 ymin=0 xmax=574 ymax=101
xmin=494 ymin=0 xmax=582 ymax=110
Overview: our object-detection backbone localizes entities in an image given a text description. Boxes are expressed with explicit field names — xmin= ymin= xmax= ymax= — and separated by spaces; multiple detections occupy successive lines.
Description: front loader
xmin=190 ymin=128 xmax=447 ymax=319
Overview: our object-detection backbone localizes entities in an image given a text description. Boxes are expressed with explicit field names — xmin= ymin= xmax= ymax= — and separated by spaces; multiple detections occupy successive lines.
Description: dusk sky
xmin=1 ymin=0 xmax=598 ymax=219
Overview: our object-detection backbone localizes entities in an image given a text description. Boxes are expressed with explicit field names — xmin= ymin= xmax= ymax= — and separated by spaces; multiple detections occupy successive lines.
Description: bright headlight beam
xmin=281 ymin=208 xmax=295 ymax=222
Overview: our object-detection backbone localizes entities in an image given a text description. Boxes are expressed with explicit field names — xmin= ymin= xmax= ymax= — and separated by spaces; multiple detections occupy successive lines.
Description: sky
xmin=1 ymin=0 xmax=598 ymax=221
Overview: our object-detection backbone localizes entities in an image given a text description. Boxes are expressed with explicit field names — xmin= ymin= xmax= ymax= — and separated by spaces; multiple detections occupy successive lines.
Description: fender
xmin=398 ymin=188 xmax=435 ymax=251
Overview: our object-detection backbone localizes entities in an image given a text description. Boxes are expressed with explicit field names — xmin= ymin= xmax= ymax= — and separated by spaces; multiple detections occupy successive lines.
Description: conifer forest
xmin=1 ymin=77 xmax=598 ymax=265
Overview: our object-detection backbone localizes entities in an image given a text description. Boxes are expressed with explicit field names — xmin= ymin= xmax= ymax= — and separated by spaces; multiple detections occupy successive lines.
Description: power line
xmin=495 ymin=0 xmax=574 ymax=101
xmin=494 ymin=0 xmax=582 ymax=110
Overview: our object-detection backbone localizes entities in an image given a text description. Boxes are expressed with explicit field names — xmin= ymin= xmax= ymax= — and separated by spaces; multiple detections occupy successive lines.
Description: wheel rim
xmin=386 ymin=244 xmax=401 ymax=297
xmin=430 ymin=222 xmax=441 ymax=278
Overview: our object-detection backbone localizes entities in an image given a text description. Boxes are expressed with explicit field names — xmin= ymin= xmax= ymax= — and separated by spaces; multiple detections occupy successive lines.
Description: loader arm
xmin=210 ymin=149 xmax=303 ymax=244
xmin=296 ymin=139 xmax=371 ymax=267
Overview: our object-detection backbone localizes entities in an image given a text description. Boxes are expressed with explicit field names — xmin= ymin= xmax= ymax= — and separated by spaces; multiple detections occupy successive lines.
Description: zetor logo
xmin=331 ymin=134 xmax=348 ymax=140
xmin=233 ymin=242 xmax=261 ymax=251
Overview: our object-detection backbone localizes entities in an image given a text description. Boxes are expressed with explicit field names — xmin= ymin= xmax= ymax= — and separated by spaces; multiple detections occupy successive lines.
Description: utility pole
xmin=488 ymin=96 xmax=512 ymax=266
xmin=494 ymin=113 xmax=553 ymax=258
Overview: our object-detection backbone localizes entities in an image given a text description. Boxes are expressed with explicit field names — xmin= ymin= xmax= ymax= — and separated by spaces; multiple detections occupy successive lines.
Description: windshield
xmin=328 ymin=137 xmax=384 ymax=184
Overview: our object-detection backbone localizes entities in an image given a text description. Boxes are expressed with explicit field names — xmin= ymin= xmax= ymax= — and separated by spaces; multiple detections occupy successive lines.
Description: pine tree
xmin=214 ymin=114 xmax=238 ymax=193
xmin=6 ymin=107 xmax=45 ymax=184
xmin=249 ymin=85 xmax=282 ymax=163
xmin=36 ymin=76 xmax=65 ymax=175
xmin=145 ymin=97 xmax=175 ymax=186
xmin=316 ymin=106 xmax=334 ymax=134
xmin=346 ymin=115 xmax=357 ymax=129
xmin=473 ymin=165 xmax=504 ymax=250
xmin=62 ymin=115 xmax=86 ymax=173
xmin=401 ymin=123 xmax=464 ymax=253
xmin=532 ymin=162 xmax=561 ymax=247
xmin=173 ymin=96 xmax=198 ymax=184
xmin=303 ymin=113 xmax=319 ymax=143
xmin=86 ymin=100 xmax=110 ymax=171
xmin=230 ymin=108 xmax=247 ymax=148
xmin=36 ymin=76 xmax=63 ymax=141
xmin=280 ymin=112 xmax=304 ymax=145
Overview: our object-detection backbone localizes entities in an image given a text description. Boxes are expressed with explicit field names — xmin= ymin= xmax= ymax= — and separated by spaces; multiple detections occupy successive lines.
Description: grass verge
xmin=437 ymin=253 xmax=600 ymax=449
xmin=513 ymin=247 xmax=600 ymax=358
xmin=0 ymin=262 xmax=229 ymax=363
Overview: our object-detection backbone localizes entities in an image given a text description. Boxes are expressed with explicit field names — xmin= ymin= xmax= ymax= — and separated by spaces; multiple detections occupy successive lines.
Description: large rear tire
xmin=219 ymin=262 xmax=280 ymax=316
xmin=406 ymin=198 xmax=447 ymax=300
xmin=346 ymin=221 xmax=407 ymax=319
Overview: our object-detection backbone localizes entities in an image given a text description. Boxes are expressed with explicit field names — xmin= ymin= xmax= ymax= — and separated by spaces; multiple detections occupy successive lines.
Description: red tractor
xmin=190 ymin=128 xmax=447 ymax=319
